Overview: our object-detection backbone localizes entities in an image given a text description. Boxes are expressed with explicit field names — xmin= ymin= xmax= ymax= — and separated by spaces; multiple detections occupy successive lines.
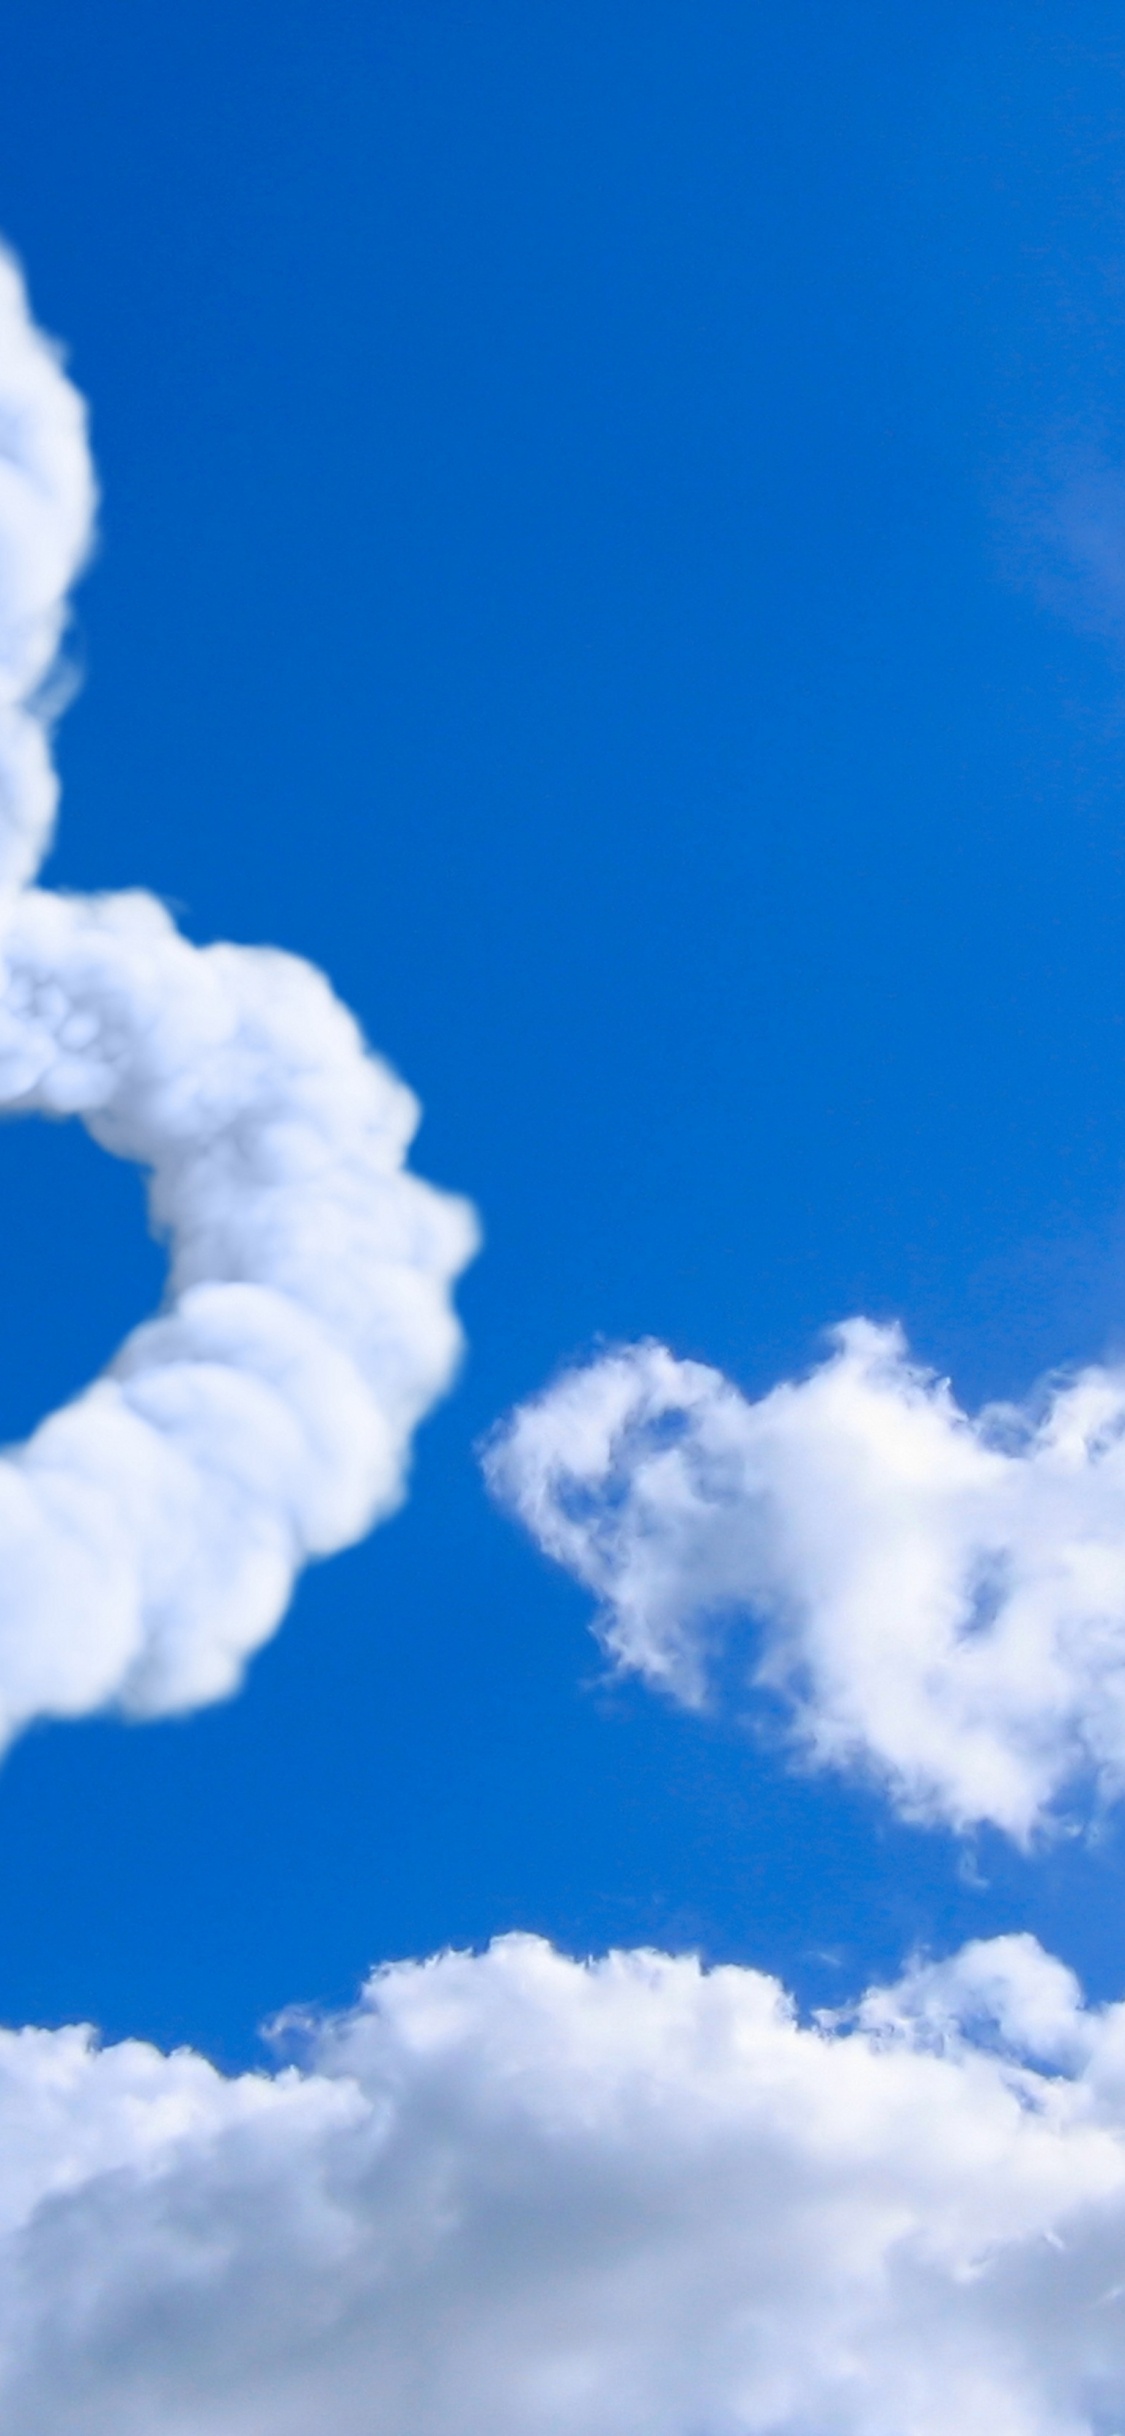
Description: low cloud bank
xmin=0 ymin=253 xmax=476 ymax=1747
xmin=1 ymin=1930 xmax=1125 ymax=2433
xmin=486 ymin=1325 xmax=1125 ymax=1839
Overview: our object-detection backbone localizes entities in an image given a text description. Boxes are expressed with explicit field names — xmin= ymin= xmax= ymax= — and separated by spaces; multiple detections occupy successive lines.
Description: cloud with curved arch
xmin=0 ymin=250 xmax=477 ymax=1748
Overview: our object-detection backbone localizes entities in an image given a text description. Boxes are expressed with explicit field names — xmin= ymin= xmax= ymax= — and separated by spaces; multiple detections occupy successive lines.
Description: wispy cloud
xmin=0 ymin=252 xmax=477 ymax=1749
xmin=1002 ymin=438 xmax=1125 ymax=653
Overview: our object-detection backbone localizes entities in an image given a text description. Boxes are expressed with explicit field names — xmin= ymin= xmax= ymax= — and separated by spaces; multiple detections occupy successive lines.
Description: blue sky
xmin=1 ymin=0 xmax=1125 ymax=2088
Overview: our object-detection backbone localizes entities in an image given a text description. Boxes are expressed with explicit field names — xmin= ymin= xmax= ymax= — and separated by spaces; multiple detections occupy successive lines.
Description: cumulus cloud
xmin=484 ymin=1324 xmax=1125 ymax=1840
xmin=0 ymin=249 xmax=476 ymax=1746
xmin=0 ymin=1930 xmax=1123 ymax=2432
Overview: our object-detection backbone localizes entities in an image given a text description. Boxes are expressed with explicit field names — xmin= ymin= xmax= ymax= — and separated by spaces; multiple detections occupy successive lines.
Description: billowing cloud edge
xmin=1 ymin=1927 xmax=1125 ymax=2433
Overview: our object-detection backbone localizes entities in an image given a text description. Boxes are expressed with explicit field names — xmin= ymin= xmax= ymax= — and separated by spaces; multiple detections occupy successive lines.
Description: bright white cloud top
xmin=486 ymin=1323 xmax=1125 ymax=1841
xmin=1 ymin=1929 xmax=1125 ymax=2434
xmin=0 ymin=251 xmax=476 ymax=1749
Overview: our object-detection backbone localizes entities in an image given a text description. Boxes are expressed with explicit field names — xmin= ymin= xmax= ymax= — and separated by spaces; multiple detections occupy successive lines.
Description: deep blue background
xmin=0 ymin=2 xmax=1125 ymax=2062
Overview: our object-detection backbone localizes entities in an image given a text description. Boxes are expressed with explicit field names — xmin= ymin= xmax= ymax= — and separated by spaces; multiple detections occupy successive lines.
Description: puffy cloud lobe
xmin=3 ymin=1930 xmax=1125 ymax=2432
xmin=0 ymin=252 xmax=476 ymax=1745
xmin=485 ymin=1325 xmax=1125 ymax=1839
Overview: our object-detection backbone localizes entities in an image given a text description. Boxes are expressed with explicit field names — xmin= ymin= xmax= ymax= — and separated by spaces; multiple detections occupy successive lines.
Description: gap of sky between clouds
xmin=1 ymin=0 xmax=1125 ymax=2065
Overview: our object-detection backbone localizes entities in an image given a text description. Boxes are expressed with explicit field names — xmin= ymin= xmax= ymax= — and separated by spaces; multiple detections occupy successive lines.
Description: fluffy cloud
xmin=485 ymin=1325 xmax=1125 ymax=1839
xmin=0 ymin=251 xmax=476 ymax=1748
xmin=0 ymin=248 xmax=94 ymax=896
xmin=0 ymin=1930 xmax=1124 ymax=2432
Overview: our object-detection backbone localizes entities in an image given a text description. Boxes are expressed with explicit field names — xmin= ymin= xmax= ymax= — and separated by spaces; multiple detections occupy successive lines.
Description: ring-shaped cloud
xmin=0 ymin=251 xmax=477 ymax=1753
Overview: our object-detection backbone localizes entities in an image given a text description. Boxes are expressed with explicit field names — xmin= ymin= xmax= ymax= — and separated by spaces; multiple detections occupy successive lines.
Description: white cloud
xmin=0 ymin=251 xmax=477 ymax=1746
xmin=0 ymin=249 xmax=94 ymax=898
xmin=0 ymin=1930 xmax=1124 ymax=2432
xmin=485 ymin=1324 xmax=1125 ymax=1839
